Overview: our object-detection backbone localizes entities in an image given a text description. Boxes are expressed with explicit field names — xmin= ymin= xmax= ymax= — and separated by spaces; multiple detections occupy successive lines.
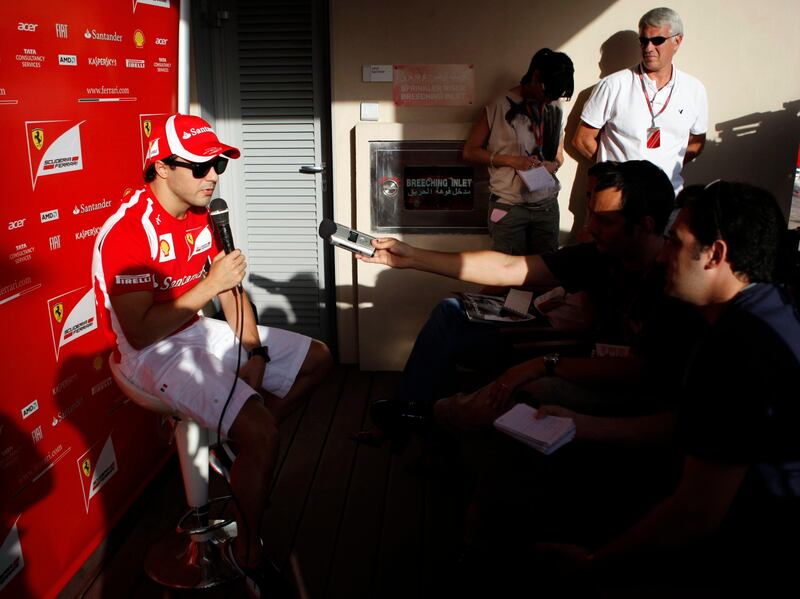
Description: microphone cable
xmin=215 ymin=284 xmax=254 ymax=567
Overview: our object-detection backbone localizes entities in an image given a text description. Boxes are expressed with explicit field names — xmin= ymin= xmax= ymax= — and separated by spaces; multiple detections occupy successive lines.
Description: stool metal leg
xmin=144 ymin=498 xmax=239 ymax=589
xmin=143 ymin=420 xmax=240 ymax=589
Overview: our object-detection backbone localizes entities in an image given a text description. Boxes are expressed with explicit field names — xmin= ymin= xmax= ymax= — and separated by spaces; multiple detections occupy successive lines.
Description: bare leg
xmin=227 ymin=396 xmax=279 ymax=569
xmin=261 ymin=339 xmax=332 ymax=423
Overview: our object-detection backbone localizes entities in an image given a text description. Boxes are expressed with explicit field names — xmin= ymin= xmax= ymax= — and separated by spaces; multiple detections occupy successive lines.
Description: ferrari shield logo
xmin=53 ymin=302 xmax=64 ymax=323
xmin=82 ymin=458 xmax=91 ymax=477
xmin=143 ymin=120 xmax=152 ymax=138
xmin=32 ymin=128 xmax=44 ymax=151
xmin=185 ymin=232 xmax=194 ymax=246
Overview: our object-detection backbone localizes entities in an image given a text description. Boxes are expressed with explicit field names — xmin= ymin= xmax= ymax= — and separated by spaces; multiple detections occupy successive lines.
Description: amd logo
xmin=41 ymin=209 xmax=60 ymax=223
xmin=8 ymin=218 xmax=26 ymax=230
xmin=18 ymin=22 xmax=39 ymax=32
xmin=22 ymin=399 xmax=39 ymax=419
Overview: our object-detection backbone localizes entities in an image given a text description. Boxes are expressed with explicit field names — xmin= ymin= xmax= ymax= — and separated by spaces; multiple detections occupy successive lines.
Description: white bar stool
xmin=109 ymin=352 xmax=240 ymax=589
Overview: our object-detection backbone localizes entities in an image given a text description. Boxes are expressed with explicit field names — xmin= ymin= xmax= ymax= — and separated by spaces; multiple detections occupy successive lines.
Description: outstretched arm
xmin=356 ymin=238 xmax=560 ymax=288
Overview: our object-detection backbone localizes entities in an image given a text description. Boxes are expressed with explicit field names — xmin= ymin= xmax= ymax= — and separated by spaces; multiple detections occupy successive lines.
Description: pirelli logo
xmin=115 ymin=273 xmax=152 ymax=285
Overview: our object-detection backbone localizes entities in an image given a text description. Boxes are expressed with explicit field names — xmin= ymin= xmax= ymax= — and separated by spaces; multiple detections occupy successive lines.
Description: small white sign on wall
xmin=362 ymin=64 xmax=393 ymax=82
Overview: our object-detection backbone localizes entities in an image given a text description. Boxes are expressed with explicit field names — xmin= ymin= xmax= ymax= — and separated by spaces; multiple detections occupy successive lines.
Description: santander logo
xmin=182 ymin=126 xmax=213 ymax=140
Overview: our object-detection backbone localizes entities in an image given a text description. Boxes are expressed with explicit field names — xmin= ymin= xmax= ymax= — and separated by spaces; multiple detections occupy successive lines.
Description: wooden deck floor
xmin=58 ymin=365 xmax=470 ymax=599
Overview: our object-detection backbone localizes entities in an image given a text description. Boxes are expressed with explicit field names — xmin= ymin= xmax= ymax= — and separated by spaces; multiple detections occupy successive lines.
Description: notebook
xmin=493 ymin=404 xmax=576 ymax=455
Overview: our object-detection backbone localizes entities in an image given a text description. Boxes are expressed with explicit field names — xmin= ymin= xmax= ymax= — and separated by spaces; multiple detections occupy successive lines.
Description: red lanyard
xmin=638 ymin=66 xmax=675 ymax=128
xmin=525 ymin=101 xmax=545 ymax=149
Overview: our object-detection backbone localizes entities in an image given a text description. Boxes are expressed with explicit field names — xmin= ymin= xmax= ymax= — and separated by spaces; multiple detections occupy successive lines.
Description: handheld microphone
xmin=209 ymin=197 xmax=242 ymax=291
xmin=209 ymin=198 xmax=235 ymax=254
xmin=318 ymin=218 xmax=376 ymax=257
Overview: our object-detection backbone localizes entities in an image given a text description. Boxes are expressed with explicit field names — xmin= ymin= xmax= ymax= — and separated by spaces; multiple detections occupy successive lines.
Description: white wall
xmin=330 ymin=0 xmax=800 ymax=367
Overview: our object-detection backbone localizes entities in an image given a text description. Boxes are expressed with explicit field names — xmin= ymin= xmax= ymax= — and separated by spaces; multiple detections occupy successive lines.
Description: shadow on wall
xmin=683 ymin=99 xmax=800 ymax=215
xmin=0 ymin=412 xmax=53 ymax=598
xmin=563 ymin=30 xmax=641 ymax=243
xmin=249 ymin=272 xmax=322 ymax=338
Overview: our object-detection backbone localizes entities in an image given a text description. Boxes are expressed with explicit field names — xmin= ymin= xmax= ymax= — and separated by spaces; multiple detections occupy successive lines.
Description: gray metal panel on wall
xmin=198 ymin=0 xmax=331 ymax=342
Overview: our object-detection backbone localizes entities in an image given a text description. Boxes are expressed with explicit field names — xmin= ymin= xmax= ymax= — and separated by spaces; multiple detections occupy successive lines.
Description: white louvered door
xmin=199 ymin=0 xmax=333 ymax=343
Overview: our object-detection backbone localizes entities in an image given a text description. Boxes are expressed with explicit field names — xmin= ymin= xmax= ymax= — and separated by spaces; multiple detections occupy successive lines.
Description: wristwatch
xmin=543 ymin=352 xmax=560 ymax=377
xmin=249 ymin=345 xmax=271 ymax=363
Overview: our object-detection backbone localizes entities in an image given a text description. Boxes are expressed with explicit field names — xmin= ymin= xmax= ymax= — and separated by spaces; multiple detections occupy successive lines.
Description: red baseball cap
xmin=144 ymin=113 xmax=240 ymax=173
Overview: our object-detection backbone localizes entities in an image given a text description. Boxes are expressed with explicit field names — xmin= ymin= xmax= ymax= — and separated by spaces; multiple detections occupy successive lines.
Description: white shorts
xmin=119 ymin=317 xmax=312 ymax=436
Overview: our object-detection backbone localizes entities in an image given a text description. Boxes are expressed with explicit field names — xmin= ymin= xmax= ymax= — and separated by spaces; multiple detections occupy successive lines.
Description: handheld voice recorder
xmin=318 ymin=219 xmax=376 ymax=257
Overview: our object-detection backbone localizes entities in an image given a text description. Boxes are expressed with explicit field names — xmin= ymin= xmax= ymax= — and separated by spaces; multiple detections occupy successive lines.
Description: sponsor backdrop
xmin=0 ymin=1 xmax=178 ymax=596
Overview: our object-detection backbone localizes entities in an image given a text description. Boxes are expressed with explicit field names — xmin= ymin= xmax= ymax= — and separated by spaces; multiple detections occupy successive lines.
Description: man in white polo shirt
xmin=573 ymin=7 xmax=708 ymax=193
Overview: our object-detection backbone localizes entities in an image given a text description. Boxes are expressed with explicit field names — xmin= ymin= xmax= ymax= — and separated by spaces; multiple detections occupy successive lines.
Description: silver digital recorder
xmin=318 ymin=219 xmax=376 ymax=257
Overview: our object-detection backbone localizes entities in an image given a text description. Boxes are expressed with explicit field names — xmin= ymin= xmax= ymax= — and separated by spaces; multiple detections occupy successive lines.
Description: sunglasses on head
xmin=639 ymin=33 xmax=679 ymax=47
xmin=162 ymin=156 xmax=228 ymax=178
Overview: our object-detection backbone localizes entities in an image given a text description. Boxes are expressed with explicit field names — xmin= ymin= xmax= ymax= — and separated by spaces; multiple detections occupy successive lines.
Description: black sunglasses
xmin=163 ymin=156 xmax=228 ymax=178
xmin=639 ymin=33 xmax=679 ymax=47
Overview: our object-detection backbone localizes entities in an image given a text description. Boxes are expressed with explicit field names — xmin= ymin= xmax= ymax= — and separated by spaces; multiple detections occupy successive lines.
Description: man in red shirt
xmin=93 ymin=114 xmax=331 ymax=594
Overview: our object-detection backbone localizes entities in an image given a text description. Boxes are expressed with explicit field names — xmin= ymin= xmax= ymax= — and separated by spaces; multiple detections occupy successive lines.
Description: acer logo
xmin=8 ymin=219 xmax=26 ymax=230
xmin=18 ymin=22 xmax=39 ymax=32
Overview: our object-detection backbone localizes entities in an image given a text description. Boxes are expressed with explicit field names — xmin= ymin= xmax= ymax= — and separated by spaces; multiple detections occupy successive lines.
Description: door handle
xmin=299 ymin=165 xmax=325 ymax=174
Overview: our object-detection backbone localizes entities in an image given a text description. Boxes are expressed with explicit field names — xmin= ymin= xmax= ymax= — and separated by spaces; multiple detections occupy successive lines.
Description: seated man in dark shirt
xmin=358 ymin=160 xmax=700 ymax=437
xmin=535 ymin=180 xmax=800 ymax=591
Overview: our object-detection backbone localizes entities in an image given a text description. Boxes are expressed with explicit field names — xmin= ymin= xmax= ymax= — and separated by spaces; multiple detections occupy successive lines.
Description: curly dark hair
xmin=676 ymin=181 xmax=785 ymax=282
xmin=590 ymin=160 xmax=675 ymax=234
xmin=520 ymin=48 xmax=574 ymax=101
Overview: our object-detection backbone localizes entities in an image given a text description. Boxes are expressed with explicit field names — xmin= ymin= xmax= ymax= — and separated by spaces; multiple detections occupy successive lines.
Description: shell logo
xmin=133 ymin=29 xmax=145 ymax=48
